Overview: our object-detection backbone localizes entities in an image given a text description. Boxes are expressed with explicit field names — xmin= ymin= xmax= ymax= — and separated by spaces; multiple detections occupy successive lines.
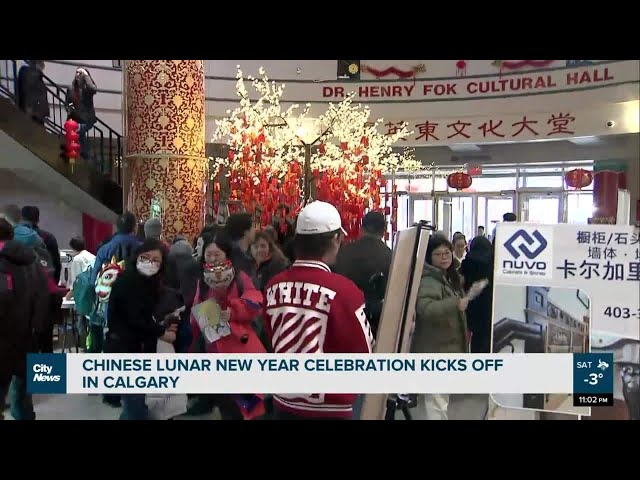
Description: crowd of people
xmin=1 ymin=199 xmax=509 ymax=421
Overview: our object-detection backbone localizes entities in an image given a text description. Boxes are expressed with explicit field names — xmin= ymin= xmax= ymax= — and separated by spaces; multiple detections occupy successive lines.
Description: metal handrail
xmin=0 ymin=59 xmax=123 ymax=185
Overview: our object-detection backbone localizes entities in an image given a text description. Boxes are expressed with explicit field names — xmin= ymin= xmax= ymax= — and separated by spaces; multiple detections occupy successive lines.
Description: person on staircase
xmin=65 ymin=67 xmax=98 ymax=169
xmin=17 ymin=60 xmax=49 ymax=127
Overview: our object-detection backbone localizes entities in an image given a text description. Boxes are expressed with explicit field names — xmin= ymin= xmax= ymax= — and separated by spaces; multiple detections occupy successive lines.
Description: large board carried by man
xmin=360 ymin=223 xmax=431 ymax=420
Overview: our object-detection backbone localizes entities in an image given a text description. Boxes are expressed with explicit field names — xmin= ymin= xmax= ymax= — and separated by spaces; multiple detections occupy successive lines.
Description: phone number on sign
xmin=603 ymin=306 xmax=640 ymax=319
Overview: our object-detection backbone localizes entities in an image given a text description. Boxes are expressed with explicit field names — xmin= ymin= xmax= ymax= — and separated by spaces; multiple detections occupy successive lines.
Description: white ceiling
xmin=407 ymin=133 xmax=639 ymax=167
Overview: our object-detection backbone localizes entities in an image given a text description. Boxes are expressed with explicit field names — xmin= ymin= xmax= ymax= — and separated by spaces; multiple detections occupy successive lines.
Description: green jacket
xmin=412 ymin=264 xmax=468 ymax=353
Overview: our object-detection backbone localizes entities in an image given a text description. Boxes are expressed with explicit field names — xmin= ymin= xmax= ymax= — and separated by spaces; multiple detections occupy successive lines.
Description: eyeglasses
xmin=139 ymin=255 xmax=161 ymax=266
xmin=432 ymin=250 xmax=452 ymax=258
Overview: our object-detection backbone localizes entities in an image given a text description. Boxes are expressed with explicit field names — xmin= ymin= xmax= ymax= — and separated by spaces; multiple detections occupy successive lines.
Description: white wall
xmin=40 ymin=60 xmax=639 ymax=141
xmin=0 ymin=170 xmax=83 ymax=247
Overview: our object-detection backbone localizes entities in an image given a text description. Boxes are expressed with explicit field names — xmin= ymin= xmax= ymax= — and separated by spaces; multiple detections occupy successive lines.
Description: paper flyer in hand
xmin=191 ymin=299 xmax=231 ymax=344
xmin=467 ymin=279 xmax=489 ymax=301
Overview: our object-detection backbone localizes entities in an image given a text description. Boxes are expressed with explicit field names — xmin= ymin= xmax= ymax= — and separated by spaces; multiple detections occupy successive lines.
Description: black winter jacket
xmin=0 ymin=241 xmax=49 ymax=379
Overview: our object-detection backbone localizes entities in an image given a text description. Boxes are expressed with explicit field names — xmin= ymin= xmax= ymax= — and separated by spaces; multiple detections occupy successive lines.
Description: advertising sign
xmin=491 ymin=223 xmax=639 ymax=418
xmin=494 ymin=224 xmax=639 ymax=340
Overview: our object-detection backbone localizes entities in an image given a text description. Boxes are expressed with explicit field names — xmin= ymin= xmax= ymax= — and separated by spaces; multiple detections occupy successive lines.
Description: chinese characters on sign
xmin=494 ymin=224 xmax=640 ymax=340
xmin=382 ymin=113 xmax=577 ymax=142
xmin=556 ymin=231 xmax=640 ymax=282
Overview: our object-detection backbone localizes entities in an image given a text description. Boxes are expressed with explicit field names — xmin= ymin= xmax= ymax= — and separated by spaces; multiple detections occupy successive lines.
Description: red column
xmin=592 ymin=162 xmax=626 ymax=224
xmin=82 ymin=213 xmax=113 ymax=254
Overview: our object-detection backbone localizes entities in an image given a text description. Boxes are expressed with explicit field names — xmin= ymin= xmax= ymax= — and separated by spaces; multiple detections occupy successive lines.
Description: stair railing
xmin=0 ymin=59 xmax=122 ymax=186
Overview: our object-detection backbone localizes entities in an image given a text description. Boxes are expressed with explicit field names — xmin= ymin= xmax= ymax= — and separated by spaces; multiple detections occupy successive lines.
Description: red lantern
xmin=63 ymin=119 xmax=80 ymax=163
xmin=66 ymin=142 xmax=80 ymax=159
xmin=447 ymin=172 xmax=472 ymax=190
xmin=64 ymin=118 xmax=79 ymax=132
xmin=564 ymin=168 xmax=593 ymax=189
xmin=65 ymin=131 xmax=79 ymax=142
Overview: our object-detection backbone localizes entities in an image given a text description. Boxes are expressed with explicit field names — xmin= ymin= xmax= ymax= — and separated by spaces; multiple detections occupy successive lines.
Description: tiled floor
xmin=2 ymin=394 xmax=220 ymax=420
xmin=4 ymin=393 xmax=488 ymax=421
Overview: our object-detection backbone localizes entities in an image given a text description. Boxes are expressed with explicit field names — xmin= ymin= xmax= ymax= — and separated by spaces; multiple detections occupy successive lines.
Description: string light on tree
xmin=212 ymin=67 xmax=423 ymax=236
xmin=211 ymin=66 xmax=309 ymax=224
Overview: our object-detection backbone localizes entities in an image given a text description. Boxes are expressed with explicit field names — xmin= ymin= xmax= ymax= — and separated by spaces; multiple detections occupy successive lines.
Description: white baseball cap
xmin=295 ymin=201 xmax=347 ymax=236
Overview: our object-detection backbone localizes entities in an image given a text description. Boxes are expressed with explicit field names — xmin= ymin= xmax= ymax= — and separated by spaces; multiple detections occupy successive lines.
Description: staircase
xmin=0 ymin=60 xmax=123 ymax=216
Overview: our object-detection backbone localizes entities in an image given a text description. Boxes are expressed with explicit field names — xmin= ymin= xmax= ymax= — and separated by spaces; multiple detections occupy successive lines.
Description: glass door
xmin=436 ymin=195 xmax=474 ymax=240
xmin=477 ymin=194 xmax=515 ymax=241
xmin=565 ymin=192 xmax=594 ymax=224
xmin=409 ymin=195 xmax=434 ymax=226
xmin=519 ymin=193 xmax=562 ymax=224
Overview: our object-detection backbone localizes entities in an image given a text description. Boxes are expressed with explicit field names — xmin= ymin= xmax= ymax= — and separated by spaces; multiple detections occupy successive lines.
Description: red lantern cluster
xmin=213 ymin=130 xmax=303 ymax=228
xmin=564 ymin=168 xmax=593 ymax=190
xmin=447 ymin=171 xmax=472 ymax=190
xmin=314 ymin=164 xmax=383 ymax=240
xmin=64 ymin=119 xmax=80 ymax=162
xmin=312 ymin=135 xmax=384 ymax=241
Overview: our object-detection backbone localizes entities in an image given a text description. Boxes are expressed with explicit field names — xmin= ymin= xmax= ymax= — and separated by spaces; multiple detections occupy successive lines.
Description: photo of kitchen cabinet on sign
xmin=585 ymin=334 xmax=639 ymax=421
xmin=491 ymin=285 xmax=590 ymax=415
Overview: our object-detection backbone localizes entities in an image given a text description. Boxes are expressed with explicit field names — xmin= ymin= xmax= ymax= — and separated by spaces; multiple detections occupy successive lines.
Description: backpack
xmin=33 ymin=242 xmax=55 ymax=280
xmin=87 ymin=239 xmax=134 ymax=329
xmin=73 ymin=269 xmax=96 ymax=317
xmin=113 ymin=241 xmax=135 ymax=265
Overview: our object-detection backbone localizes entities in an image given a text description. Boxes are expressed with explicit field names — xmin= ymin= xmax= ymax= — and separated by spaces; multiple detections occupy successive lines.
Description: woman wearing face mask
xmin=189 ymin=231 xmax=265 ymax=420
xmin=251 ymin=230 xmax=289 ymax=292
xmin=105 ymin=239 xmax=181 ymax=420
xmin=412 ymin=235 xmax=486 ymax=420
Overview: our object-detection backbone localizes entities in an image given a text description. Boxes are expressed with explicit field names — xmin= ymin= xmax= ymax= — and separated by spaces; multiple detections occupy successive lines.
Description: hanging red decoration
xmin=361 ymin=64 xmax=426 ymax=79
xmin=456 ymin=60 xmax=467 ymax=77
xmin=219 ymin=127 xmax=303 ymax=229
xmin=492 ymin=60 xmax=555 ymax=76
xmin=565 ymin=168 xmax=593 ymax=190
xmin=447 ymin=172 xmax=472 ymax=190
xmin=63 ymin=118 xmax=80 ymax=169
xmin=313 ymin=166 xmax=383 ymax=240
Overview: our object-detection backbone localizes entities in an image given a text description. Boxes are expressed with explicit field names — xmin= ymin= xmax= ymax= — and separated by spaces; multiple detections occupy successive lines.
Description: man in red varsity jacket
xmin=263 ymin=201 xmax=374 ymax=420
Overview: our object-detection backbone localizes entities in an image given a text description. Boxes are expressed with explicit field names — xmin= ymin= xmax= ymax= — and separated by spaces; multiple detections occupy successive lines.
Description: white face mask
xmin=137 ymin=259 xmax=160 ymax=277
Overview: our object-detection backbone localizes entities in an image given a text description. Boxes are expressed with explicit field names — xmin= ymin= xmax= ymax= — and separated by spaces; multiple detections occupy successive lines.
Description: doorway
xmin=437 ymin=196 xmax=474 ymax=240
xmin=565 ymin=192 xmax=594 ymax=224
xmin=410 ymin=196 xmax=434 ymax=226
xmin=477 ymin=194 xmax=516 ymax=239
xmin=519 ymin=192 xmax=562 ymax=224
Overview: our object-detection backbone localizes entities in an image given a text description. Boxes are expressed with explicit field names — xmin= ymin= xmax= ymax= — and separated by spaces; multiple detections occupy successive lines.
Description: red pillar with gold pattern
xmin=124 ymin=60 xmax=207 ymax=242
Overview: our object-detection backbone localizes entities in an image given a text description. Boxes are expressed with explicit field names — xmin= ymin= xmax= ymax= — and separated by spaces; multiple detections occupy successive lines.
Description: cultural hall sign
xmin=320 ymin=61 xmax=638 ymax=102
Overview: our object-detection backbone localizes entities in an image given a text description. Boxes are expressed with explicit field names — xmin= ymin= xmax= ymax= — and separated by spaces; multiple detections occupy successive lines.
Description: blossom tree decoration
xmin=210 ymin=66 xmax=310 ymax=224
xmin=310 ymin=92 xmax=421 ymax=237
xmin=212 ymin=68 xmax=424 ymax=235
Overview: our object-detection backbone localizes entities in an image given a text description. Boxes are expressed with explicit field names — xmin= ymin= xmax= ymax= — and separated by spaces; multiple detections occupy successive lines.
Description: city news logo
xmin=26 ymin=353 xmax=67 ymax=394
xmin=500 ymin=226 xmax=553 ymax=279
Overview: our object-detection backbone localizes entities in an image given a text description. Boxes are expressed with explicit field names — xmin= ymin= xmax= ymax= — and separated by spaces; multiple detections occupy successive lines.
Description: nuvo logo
xmin=502 ymin=228 xmax=551 ymax=277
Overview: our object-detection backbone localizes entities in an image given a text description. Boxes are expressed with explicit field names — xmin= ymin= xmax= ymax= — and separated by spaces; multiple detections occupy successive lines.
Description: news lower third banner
xmin=27 ymin=353 xmax=615 ymax=402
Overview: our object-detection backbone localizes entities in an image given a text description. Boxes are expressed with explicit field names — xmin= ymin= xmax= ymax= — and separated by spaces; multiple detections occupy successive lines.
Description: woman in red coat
xmin=189 ymin=230 xmax=265 ymax=419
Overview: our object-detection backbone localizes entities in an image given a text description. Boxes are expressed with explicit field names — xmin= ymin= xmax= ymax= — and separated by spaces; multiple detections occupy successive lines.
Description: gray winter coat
xmin=412 ymin=263 xmax=468 ymax=353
